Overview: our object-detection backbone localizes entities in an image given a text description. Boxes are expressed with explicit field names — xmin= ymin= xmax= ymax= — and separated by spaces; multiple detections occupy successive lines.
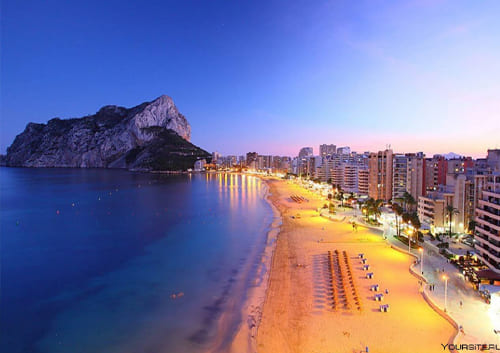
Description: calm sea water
xmin=0 ymin=168 xmax=273 ymax=353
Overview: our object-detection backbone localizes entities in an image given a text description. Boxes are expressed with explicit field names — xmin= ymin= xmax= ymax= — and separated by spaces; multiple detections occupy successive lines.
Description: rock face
xmin=5 ymin=95 xmax=210 ymax=170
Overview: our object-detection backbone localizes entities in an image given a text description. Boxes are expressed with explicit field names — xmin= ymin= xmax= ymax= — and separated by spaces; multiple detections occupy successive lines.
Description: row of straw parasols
xmin=343 ymin=250 xmax=362 ymax=311
xmin=327 ymin=251 xmax=339 ymax=309
xmin=290 ymin=194 xmax=306 ymax=203
xmin=327 ymin=250 xmax=362 ymax=311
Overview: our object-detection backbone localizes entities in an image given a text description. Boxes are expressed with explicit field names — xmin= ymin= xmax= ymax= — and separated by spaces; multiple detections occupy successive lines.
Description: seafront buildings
xmin=392 ymin=152 xmax=426 ymax=202
xmin=196 ymin=148 xmax=500 ymax=277
xmin=203 ymin=149 xmax=499 ymax=213
xmin=200 ymin=148 xmax=498 ymax=230
xmin=319 ymin=144 xmax=336 ymax=157
xmin=474 ymin=173 xmax=500 ymax=272
xmin=416 ymin=151 xmax=500 ymax=235
xmin=368 ymin=149 xmax=393 ymax=201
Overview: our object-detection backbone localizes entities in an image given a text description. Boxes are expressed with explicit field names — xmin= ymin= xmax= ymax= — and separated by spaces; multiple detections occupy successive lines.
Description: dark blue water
xmin=0 ymin=168 xmax=273 ymax=353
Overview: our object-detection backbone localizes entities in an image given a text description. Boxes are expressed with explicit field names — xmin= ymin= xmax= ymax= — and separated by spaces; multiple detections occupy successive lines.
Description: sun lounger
xmin=380 ymin=304 xmax=390 ymax=312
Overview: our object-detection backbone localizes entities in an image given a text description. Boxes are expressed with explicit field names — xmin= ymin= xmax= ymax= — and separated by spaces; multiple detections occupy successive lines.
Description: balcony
xmin=484 ymin=187 xmax=500 ymax=196
xmin=475 ymin=243 xmax=500 ymax=263
xmin=481 ymin=205 xmax=500 ymax=217
xmin=475 ymin=235 xmax=500 ymax=253
xmin=479 ymin=198 xmax=500 ymax=211
xmin=475 ymin=253 xmax=500 ymax=273
xmin=476 ymin=218 xmax=500 ymax=233
xmin=476 ymin=208 xmax=500 ymax=222
xmin=475 ymin=235 xmax=490 ymax=249
xmin=476 ymin=225 xmax=500 ymax=242
xmin=478 ymin=215 xmax=500 ymax=228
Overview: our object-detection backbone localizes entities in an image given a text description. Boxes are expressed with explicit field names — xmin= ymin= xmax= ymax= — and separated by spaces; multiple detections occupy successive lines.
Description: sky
xmin=1 ymin=0 xmax=499 ymax=158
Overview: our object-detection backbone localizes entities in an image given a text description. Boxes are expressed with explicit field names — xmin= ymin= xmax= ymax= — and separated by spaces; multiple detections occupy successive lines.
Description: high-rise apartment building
xmin=246 ymin=152 xmax=258 ymax=169
xmin=319 ymin=144 xmax=336 ymax=157
xmin=425 ymin=155 xmax=448 ymax=190
xmin=358 ymin=169 xmax=369 ymax=196
xmin=298 ymin=147 xmax=313 ymax=158
xmin=474 ymin=173 xmax=500 ymax=273
xmin=332 ymin=165 xmax=344 ymax=189
xmin=368 ymin=149 xmax=393 ymax=201
xmin=212 ymin=151 xmax=221 ymax=162
xmin=406 ymin=152 xmax=426 ymax=200
xmin=316 ymin=151 xmax=368 ymax=194
xmin=343 ymin=164 xmax=359 ymax=193
xmin=487 ymin=149 xmax=500 ymax=172
xmin=447 ymin=157 xmax=474 ymax=175
xmin=337 ymin=146 xmax=351 ymax=155
xmin=418 ymin=193 xmax=449 ymax=234
xmin=392 ymin=154 xmax=408 ymax=200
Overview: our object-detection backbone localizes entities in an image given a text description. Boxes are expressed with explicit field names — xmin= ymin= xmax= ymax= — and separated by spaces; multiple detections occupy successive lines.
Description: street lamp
xmin=408 ymin=227 xmax=413 ymax=253
xmin=443 ymin=274 xmax=448 ymax=312
xmin=419 ymin=247 xmax=424 ymax=275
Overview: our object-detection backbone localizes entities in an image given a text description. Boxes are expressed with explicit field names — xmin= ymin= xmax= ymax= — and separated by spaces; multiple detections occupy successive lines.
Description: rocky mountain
xmin=442 ymin=152 xmax=463 ymax=160
xmin=4 ymin=95 xmax=210 ymax=171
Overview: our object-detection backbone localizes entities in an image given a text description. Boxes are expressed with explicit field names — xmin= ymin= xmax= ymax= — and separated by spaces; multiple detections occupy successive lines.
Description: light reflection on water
xmin=0 ymin=169 xmax=272 ymax=353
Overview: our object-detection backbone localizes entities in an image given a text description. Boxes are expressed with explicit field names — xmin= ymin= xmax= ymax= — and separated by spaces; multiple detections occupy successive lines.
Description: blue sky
xmin=1 ymin=0 xmax=499 ymax=157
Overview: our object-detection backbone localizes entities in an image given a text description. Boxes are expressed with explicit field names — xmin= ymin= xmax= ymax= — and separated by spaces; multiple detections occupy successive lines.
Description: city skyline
xmin=3 ymin=2 xmax=500 ymax=352
xmin=213 ymin=146 xmax=487 ymax=160
xmin=2 ymin=0 xmax=499 ymax=157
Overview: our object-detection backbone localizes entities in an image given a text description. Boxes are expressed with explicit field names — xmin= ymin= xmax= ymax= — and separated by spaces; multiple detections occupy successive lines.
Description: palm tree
xmin=392 ymin=204 xmax=404 ymax=236
xmin=366 ymin=198 xmax=383 ymax=223
xmin=336 ymin=188 xmax=345 ymax=207
xmin=372 ymin=202 xmax=382 ymax=223
xmin=410 ymin=213 xmax=421 ymax=231
xmin=403 ymin=192 xmax=417 ymax=212
xmin=362 ymin=198 xmax=374 ymax=221
xmin=393 ymin=197 xmax=405 ymax=209
xmin=446 ymin=204 xmax=459 ymax=237
xmin=409 ymin=212 xmax=422 ymax=242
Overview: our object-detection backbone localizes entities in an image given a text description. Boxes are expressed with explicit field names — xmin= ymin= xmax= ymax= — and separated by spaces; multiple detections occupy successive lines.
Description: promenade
xmin=330 ymin=201 xmax=500 ymax=348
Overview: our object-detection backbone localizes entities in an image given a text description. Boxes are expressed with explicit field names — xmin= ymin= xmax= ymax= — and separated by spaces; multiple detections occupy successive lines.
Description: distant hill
xmin=4 ymin=95 xmax=210 ymax=171
xmin=441 ymin=152 xmax=463 ymax=160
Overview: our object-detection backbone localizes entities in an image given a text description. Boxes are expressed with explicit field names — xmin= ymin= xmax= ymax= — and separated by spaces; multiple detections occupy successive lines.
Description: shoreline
xmin=205 ymin=175 xmax=282 ymax=353
xmin=225 ymin=177 xmax=283 ymax=353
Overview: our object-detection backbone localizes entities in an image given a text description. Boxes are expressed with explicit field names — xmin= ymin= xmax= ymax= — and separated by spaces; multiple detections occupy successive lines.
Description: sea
xmin=0 ymin=168 xmax=275 ymax=353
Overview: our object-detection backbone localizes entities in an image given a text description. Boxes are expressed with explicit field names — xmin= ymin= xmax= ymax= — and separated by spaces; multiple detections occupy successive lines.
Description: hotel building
xmin=425 ymin=155 xmax=448 ymax=191
xmin=368 ymin=149 xmax=393 ymax=201
xmin=358 ymin=169 xmax=369 ymax=196
xmin=418 ymin=192 xmax=449 ymax=234
xmin=474 ymin=173 xmax=500 ymax=273
xmin=319 ymin=144 xmax=336 ymax=157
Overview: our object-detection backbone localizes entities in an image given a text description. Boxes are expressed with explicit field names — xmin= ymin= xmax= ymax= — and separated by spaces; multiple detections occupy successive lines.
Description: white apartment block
xmin=474 ymin=173 xmax=500 ymax=273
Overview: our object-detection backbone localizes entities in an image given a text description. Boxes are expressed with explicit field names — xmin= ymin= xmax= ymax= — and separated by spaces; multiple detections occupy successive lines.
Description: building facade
xmin=474 ymin=173 xmax=500 ymax=273
xmin=319 ymin=144 xmax=336 ymax=158
xmin=425 ymin=155 xmax=448 ymax=190
xmin=418 ymin=194 xmax=448 ymax=234
xmin=368 ymin=149 xmax=393 ymax=201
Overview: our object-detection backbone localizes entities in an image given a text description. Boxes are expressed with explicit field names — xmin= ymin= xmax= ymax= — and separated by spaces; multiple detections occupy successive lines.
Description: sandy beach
xmin=251 ymin=178 xmax=456 ymax=353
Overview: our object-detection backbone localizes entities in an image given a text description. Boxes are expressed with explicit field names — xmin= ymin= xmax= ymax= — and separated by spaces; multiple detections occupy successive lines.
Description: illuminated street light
xmin=408 ymin=227 xmax=413 ymax=253
xmin=419 ymin=247 xmax=424 ymax=275
xmin=443 ymin=274 xmax=448 ymax=312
